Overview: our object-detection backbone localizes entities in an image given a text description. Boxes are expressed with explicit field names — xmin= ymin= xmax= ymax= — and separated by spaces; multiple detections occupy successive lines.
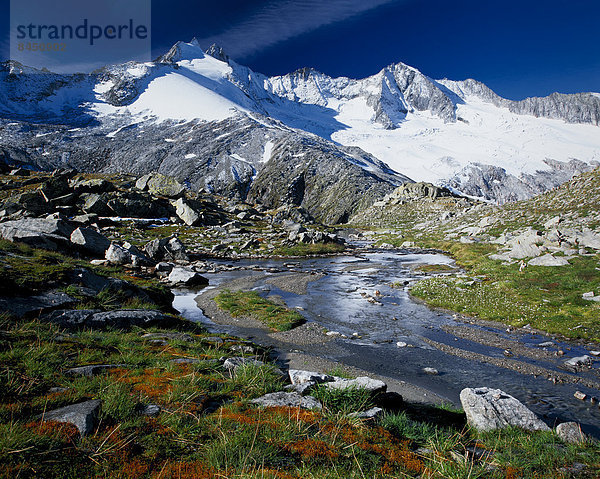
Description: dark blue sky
xmin=2 ymin=0 xmax=599 ymax=100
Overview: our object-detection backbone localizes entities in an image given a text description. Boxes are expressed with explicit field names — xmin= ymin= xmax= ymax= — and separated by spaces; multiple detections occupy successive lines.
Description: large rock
xmin=81 ymin=193 xmax=113 ymax=216
xmin=43 ymin=309 xmax=100 ymax=328
xmin=173 ymin=198 xmax=203 ymax=226
xmin=563 ymin=355 xmax=593 ymax=372
xmin=105 ymin=243 xmax=132 ymax=265
xmin=71 ymin=178 xmax=115 ymax=194
xmin=0 ymin=218 xmax=76 ymax=250
xmin=167 ymin=267 xmax=208 ymax=287
xmin=70 ymin=227 xmax=111 ymax=256
xmin=87 ymin=310 xmax=175 ymax=329
xmin=459 ymin=387 xmax=550 ymax=432
xmin=42 ymin=399 xmax=101 ymax=436
xmin=147 ymin=173 xmax=185 ymax=198
xmin=251 ymin=392 xmax=322 ymax=410
xmin=144 ymin=236 xmax=189 ymax=262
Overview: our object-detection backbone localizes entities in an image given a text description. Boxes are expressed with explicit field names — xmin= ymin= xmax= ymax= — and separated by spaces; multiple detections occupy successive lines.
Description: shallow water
xmin=174 ymin=250 xmax=600 ymax=436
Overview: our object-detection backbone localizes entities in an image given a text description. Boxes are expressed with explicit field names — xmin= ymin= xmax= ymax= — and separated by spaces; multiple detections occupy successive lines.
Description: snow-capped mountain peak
xmin=1 ymin=39 xmax=600 ymax=205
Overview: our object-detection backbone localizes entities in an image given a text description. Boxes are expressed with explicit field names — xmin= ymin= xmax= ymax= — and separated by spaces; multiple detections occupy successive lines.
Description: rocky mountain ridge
xmin=0 ymin=40 xmax=599 ymax=214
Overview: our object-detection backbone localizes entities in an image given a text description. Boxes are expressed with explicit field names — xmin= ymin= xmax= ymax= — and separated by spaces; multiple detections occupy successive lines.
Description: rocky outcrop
xmin=446 ymin=160 xmax=594 ymax=204
xmin=70 ymin=227 xmax=111 ymax=256
xmin=374 ymin=182 xmax=457 ymax=206
xmin=442 ymin=78 xmax=600 ymax=126
xmin=459 ymin=387 xmax=550 ymax=432
xmin=0 ymin=218 xmax=75 ymax=250
xmin=248 ymin=136 xmax=406 ymax=224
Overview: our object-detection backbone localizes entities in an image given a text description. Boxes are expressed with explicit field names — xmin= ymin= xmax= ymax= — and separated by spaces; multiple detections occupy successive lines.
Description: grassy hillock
xmin=353 ymin=169 xmax=600 ymax=342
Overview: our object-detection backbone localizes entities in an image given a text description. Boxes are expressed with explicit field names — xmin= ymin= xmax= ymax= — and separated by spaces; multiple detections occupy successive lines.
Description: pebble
xmin=574 ymin=391 xmax=587 ymax=401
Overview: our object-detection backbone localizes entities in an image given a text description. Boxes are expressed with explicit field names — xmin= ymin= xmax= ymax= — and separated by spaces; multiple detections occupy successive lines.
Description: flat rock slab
xmin=70 ymin=227 xmax=110 ymax=256
xmin=0 ymin=291 xmax=75 ymax=319
xmin=325 ymin=376 xmax=387 ymax=395
xmin=45 ymin=309 xmax=174 ymax=330
xmin=460 ymin=387 xmax=550 ymax=432
xmin=42 ymin=399 xmax=101 ymax=436
xmin=251 ymin=392 xmax=322 ymax=410
xmin=528 ymin=254 xmax=569 ymax=266
xmin=66 ymin=364 xmax=127 ymax=377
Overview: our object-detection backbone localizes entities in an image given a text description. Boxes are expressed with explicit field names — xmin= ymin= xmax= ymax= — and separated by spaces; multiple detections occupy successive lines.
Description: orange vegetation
xmin=23 ymin=420 xmax=79 ymax=441
xmin=288 ymin=438 xmax=339 ymax=460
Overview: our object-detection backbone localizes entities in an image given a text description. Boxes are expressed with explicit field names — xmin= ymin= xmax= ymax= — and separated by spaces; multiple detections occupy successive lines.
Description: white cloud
xmin=195 ymin=0 xmax=398 ymax=59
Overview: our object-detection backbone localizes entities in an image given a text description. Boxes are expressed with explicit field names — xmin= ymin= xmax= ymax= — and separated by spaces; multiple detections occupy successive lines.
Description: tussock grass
xmin=215 ymin=290 xmax=306 ymax=331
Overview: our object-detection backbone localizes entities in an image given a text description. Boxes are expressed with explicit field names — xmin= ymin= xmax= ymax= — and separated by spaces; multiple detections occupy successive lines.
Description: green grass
xmin=312 ymin=385 xmax=373 ymax=415
xmin=0 ymin=239 xmax=172 ymax=308
xmin=214 ymin=289 xmax=306 ymax=331
xmin=2 ymin=314 xmax=600 ymax=478
xmin=273 ymin=242 xmax=345 ymax=257
xmin=410 ymin=241 xmax=600 ymax=341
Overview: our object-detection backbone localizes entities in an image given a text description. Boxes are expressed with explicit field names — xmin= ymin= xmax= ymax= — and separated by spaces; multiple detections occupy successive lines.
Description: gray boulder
xmin=45 ymin=309 xmax=174 ymax=330
xmin=288 ymin=369 xmax=334 ymax=385
xmin=87 ymin=310 xmax=174 ymax=329
xmin=144 ymin=236 xmax=189 ymax=262
xmin=135 ymin=173 xmax=153 ymax=191
xmin=251 ymin=392 xmax=322 ymax=410
xmin=0 ymin=218 xmax=76 ymax=250
xmin=105 ymin=243 xmax=132 ymax=265
xmin=147 ymin=174 xmax=185 ymax=198
xmin=44 ymin=309 xmax=100 ymax=328
xmin=563 ymin=355 xmax=593 ymax=371
xmin=70 ymin=227 xmax=111 ymax=256
xmin=81 ymin=193 xmax=113 ymax=216
xmin=173 ymin=198 xmax=202 ymax=226
xmin=167 ymin=267 xmax=208 ymax=287
xmin=556 ymin=422 xmax=586 ymax=444
xmin=42 ymin=399 xmax=101 ymax=436
xmin=460 ymin=387 xmax=550 ymax=432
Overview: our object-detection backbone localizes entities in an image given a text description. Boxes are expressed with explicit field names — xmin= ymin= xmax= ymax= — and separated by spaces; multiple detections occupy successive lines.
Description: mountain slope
xmin=0 ymin=39 xmax=599 ymax=210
